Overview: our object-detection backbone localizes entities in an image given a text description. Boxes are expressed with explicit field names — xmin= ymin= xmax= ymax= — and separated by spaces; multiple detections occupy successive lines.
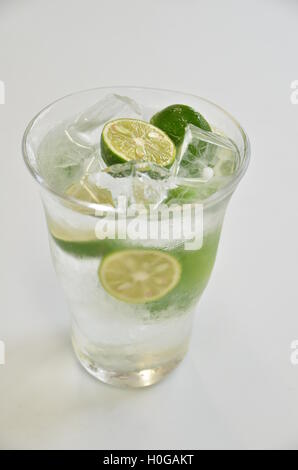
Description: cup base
xmin=72 ymin=339 xmax=185 ymax=388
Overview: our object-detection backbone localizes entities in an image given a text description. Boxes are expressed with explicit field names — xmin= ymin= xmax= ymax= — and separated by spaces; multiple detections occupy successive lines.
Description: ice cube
xmin=37 ymin=94 xmax=156 ymax=195
xmin=65 ymin=94 xmax=145 ymax=149
xmin=37 ymin=123 xmax=94 ymax=192
xmin=134 ymin=161 xmax=171 ymax=180
xmin=174 ymin=124 xmax=238 ymax=182
xmin=81 ymin=153 xmax=106 ymax=176
xmin=131 ymin=163 xmax=173 ymax=208
xmin=88 ymin=161 xmax=173 ymax=209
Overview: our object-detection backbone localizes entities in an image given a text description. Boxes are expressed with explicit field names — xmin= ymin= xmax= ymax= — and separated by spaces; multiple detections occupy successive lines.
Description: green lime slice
xmin=150 ymin=104 xmax=211 ymax=146
xmin=47 ymin=181 xmax=114 ymax=243
xmin=98 ymin=249 xmax=181 ymax=304
xmin=101 ymin=118 xmax=176 ymax=167
xmin=66 ymin=180 xmax=114 ymax=206
xmin=48 ymin=220 xmax=97 ymax=243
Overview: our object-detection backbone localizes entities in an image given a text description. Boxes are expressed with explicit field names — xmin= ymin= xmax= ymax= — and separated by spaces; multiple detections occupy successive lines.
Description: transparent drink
xmin=23 ymin=88 xmax=250 ymax=387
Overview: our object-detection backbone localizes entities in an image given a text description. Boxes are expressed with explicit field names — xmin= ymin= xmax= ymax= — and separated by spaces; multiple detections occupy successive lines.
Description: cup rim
xmin=22 ymin=85 xmax=250 ymax=211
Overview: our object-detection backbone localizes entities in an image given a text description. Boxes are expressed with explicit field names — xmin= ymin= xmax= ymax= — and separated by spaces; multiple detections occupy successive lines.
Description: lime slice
xmin=66 ymin=180 xmax=114 ymax=206
xmin=48 ymin=219 xmax=97 ymax=243
xmin=150 ymin=104 xmax=211 ymax=146
xmin=47 ymin=181 xmax=114 ymax=243
xmin=101 ymin=118 xmax=176 ymax=167
xmin=98 ymin=249 xmax=181 ymax=304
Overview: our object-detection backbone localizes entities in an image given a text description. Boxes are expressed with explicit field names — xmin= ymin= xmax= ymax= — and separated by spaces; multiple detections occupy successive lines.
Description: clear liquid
xmin=38 ymin=107 xmax=236 ymax=385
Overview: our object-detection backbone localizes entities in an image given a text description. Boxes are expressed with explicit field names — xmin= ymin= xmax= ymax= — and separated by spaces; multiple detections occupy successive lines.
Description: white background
xmin=0 ymin=0 xmax=298 ymax=450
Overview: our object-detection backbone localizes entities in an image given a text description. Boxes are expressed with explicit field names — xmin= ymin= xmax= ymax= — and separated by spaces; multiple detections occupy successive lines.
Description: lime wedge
xmin=47 ymin=181 xmax=114 ymax=243
xmin=48 ymin=219 xmax=96 ymax=243
xmin=150 ymin=104 xmax=211 ymax=146
xmin=101 ymin=118 xmax=176 ymax=167
xmin=66 ymin=180 xmax=114 ymax=206
xmin=98 ymin=249 xmax=181 ymax=304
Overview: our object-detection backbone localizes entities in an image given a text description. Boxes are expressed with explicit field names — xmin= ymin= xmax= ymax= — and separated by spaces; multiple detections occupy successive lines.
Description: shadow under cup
xmin=23 ymin=87 xmax=250 ymax=388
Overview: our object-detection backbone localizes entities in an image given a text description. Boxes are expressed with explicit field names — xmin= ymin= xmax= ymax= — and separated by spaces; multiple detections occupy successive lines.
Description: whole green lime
xmin=150 ymin=104 xmax=211 ymax=146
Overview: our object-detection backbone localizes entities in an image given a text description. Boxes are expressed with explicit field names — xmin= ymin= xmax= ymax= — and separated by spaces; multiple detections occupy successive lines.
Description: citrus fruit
xmin=150 ymin=104 xmax=211 ymax=146
xmin=66 ymin=180 xmax=114 ymax=206
xmin=98 ymin=249 xmax=181 ymax=304
xmin=101 ymin=118 xmax=176 ymax=167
